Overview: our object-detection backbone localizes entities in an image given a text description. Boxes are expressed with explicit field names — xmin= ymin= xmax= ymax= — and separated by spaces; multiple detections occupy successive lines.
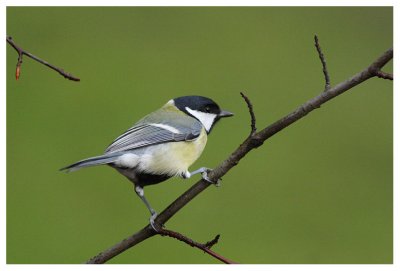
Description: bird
xmin=61 ymin=95 xmax=233 ymax=230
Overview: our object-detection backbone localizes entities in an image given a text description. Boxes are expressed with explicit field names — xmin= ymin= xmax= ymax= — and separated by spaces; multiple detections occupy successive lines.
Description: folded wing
xmin=105 ymin=121 xmax=202 ymax=154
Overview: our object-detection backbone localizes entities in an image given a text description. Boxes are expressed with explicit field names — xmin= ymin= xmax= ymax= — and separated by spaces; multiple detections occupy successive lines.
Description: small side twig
xmin=6 ymin=36 xmax=80 ymax=81
xmin=204 ymin=234 xmax=220 ymax=248
xmin=159 ymin=228 xmax=237 ymax=264
xmin=375 ymin=70 xmax=393 ymax=80
xmin=240 ymin=92 xmax=257 ymax=135
xmin=314 ymin=35 xmax=331 ymax=91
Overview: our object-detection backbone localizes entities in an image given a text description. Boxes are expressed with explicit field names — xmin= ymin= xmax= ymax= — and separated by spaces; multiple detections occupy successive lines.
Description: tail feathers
xmin=60 ymin=154 xmax=120 ymax=172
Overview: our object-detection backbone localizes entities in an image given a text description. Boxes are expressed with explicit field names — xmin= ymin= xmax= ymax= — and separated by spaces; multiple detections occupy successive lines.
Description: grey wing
xmin=105 ymin=121 xmax=203 ymax=154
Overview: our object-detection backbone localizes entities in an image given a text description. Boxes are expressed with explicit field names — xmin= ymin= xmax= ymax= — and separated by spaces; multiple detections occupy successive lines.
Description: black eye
xmin=205 ymin=106 xmax=211 ymax=113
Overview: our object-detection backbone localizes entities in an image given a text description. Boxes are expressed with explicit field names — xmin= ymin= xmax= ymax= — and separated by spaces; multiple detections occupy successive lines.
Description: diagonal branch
xmin=314 ymin=35 xmax=331 ymax=91
xmin=6 ymin=36 xmax=80 ymax=81
xmin=86 ymin=47 xmax=392 ymax=264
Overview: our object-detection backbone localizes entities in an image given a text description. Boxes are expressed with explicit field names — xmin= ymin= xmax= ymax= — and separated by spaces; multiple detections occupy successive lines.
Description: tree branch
xmin=159 ymin=228 xmax=237 ymax=264
xmin=86 ymin=46 xmax=392 ymax=264
xmin=6 ymin=36 xmax=80 ymax=81
xmin=375 ymin=70 xmax=393 ymax=80
xmin=314 ymin=35 xmax=331 ymax=91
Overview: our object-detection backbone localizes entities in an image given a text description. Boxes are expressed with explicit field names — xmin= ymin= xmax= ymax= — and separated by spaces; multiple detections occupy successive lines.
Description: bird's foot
xmin=200 ymin=168 xmax=221 ymax=187
xmin=149 ymin=212 xmax=164 ymax=232
xmin=188 ymin=167 xmax=221 ymax=186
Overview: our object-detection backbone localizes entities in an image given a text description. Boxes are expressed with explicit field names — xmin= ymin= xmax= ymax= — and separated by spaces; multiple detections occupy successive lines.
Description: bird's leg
xmin=134 ymin=185 xmax=160 ymax=232
xmin=187 ymin=167 xmax=221 ymax=187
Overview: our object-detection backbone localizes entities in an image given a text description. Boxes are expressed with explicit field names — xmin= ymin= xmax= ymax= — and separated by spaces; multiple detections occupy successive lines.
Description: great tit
xmin=61 ymin=95 xmax=233 ymax=229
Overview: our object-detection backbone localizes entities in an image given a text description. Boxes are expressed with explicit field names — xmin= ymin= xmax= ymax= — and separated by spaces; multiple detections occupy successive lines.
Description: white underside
xmin=115 ymin=153 xmax=139 ymax=168
xmin=114 ymin=129 xmax=207 ymax=177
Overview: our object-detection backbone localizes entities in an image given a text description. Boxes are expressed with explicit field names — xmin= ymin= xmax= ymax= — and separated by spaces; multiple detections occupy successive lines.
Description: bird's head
xmin=172 ymin=95 xmax=234 ymax=133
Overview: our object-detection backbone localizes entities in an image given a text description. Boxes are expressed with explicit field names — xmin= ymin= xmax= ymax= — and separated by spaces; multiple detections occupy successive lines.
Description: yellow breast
xmin=138 ymin=128 xmax=208 ymax=176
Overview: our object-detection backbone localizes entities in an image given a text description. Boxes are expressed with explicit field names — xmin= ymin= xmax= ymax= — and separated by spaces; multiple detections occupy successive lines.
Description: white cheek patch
xmin=185 ymin=107 xmax=217 ymax=132
xmin=115 ymin=153 xmax=139 ymax=168
xmin=150 ymin=123 xmax=181 ymax=134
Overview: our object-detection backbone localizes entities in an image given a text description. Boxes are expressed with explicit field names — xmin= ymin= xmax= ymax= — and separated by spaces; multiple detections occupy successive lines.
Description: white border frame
xmin=1 ymin=1 xmax=396 ymax=270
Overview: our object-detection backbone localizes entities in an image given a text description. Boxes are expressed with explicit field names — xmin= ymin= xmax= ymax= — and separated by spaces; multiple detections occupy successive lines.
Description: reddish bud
xmin=16 ymin=66 xmax=20 ymax=80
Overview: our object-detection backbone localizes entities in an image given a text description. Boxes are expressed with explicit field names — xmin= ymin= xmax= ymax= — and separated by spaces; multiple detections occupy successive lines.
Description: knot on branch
xmin=249 ymin=136 xmax=264 ymax=149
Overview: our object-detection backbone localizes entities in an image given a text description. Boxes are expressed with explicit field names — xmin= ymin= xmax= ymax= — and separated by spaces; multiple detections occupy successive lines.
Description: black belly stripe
xmin=109 ymin=162 xmax=174 ymax=187
xmin=135 ymin=171 xmax=173 ymax=187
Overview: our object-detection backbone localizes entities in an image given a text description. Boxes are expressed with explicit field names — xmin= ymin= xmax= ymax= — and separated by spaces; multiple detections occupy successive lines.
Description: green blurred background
xmin=6 ymin=7 xmax=392 ymax=264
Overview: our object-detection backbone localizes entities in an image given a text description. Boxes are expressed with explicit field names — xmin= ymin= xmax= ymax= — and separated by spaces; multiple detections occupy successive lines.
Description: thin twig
xmin=86 ymin=47 xmax=393 ymax=264
xmin=314 ymin=35 xmax=331 ymax=91
xmin=240 ymin=92 xmax=257 ymax=135
xmin=159 ymin=228 xmax=236 ymax=264
xmin=204 ymin=234 xmax=220 ymax=248
xmin=6 ymin=36 xmax=80 ymax=81
xmin=375 ymin=70 xmax=393 ymax=80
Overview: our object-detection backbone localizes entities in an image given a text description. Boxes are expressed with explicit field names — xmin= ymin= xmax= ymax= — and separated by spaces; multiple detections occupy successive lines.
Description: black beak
xmin=218 ymin=110 xmax=234 ymax=118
